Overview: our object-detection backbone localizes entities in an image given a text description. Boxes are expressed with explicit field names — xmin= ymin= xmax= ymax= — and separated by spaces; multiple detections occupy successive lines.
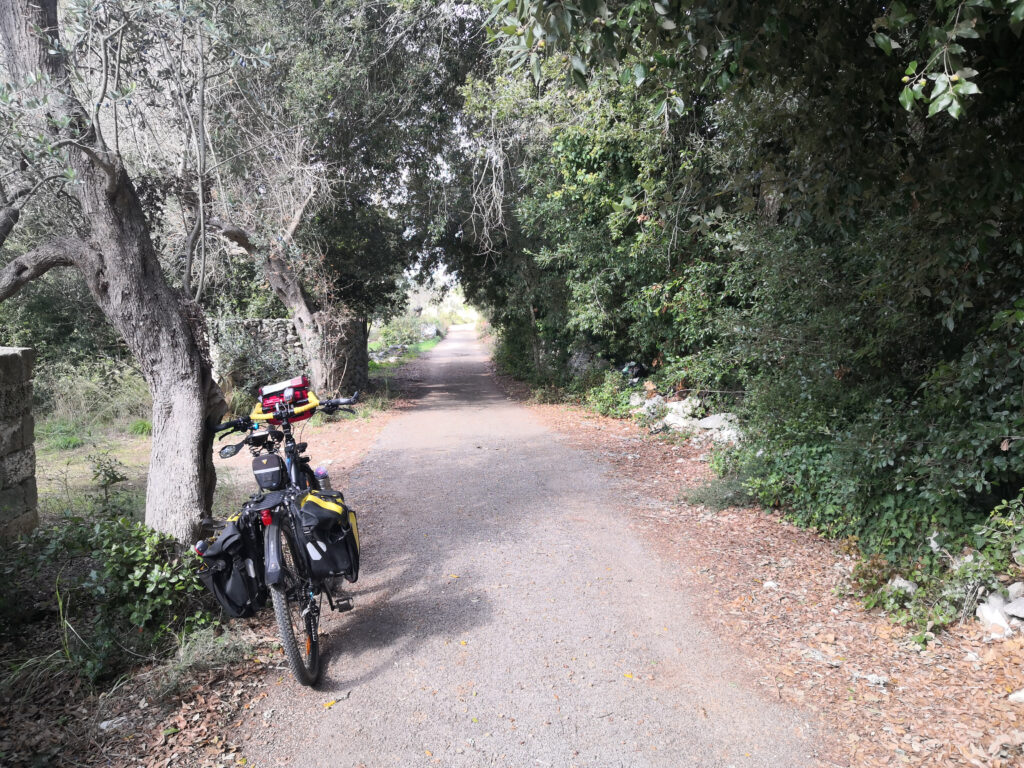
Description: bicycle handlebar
xmin=214 ymin=390 xmax=359 ymax=433
xmin=321 ymin=391 xmax=360 ymax=410
xmin=214 ymin=416 xmax=252 ymax=433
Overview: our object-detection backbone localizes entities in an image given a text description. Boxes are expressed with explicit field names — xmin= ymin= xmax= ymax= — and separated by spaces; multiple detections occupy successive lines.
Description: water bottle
xmin=314 ymin=465 xmax=332 ymax=491
xmin=194 ymin=539 xmax=209 ymax=556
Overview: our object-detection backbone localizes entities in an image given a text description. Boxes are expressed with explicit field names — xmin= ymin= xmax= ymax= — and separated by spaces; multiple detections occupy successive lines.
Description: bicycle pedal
xmin=331 ymin=597 xmax=354 ymax=613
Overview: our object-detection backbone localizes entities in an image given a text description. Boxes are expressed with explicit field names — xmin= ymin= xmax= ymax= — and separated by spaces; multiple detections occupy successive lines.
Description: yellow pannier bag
xmin=295 ymin=490 xmax=360 ymax=582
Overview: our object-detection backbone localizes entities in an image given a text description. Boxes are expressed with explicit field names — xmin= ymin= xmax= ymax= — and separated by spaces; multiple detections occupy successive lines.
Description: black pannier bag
xmin=293 ymin=490 xmax=360 ymax=583
xmin=252 ymin=454 xmax=285 ymax=491
xmin=196 ymin=518 xmax=267 ymax=618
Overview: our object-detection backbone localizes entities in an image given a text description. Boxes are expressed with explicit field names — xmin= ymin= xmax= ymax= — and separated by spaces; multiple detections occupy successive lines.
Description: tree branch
xmin=208 ymin=218 xmax=257 ymax=255
xmin=0 ymin=206 xmax=19 ymax=247
xmin=11 ymin=174 xmax=67 ymax=209
xmin=0 ymin=237 xmax=91 ymax=302
xmin=51 ymin=139 xmax=117 ymax=188
xmin=283 ymin=188 xmax=317 ymax=243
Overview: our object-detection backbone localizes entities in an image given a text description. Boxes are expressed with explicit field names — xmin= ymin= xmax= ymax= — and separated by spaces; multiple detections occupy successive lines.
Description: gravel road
xmin=239 ymin=326 xmax=821 ymax=768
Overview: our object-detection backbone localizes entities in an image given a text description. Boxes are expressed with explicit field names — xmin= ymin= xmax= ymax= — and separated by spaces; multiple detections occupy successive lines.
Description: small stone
xmin=99 ymin=717 xmax=128 ymax=732
xmin=636 ymin=395 xmax=666 ymax=417
xmin=663 ymin=412 xmax=699 ymax=432
xmin=853 ymin=672 xmax=889 ymax=687
xmin=762 ymin=580 xmax=779 ymax=590
xmin=696 ymin=412 xmax=737 ymax=430
xmin=977 ymin=594 xmax=1012 ymax=634
xmin=1009 ymin=689 xmax=1024 ymax=704
xmin=1008 ymin=582 xmax=1024 ymax=601
xmin=1004 ymin=597 xmax=1024 ymax=619
xmin=665 ymin=396 xmax=701 ymax=419
xmin=887 ymin=576 xmax=918 ymax=596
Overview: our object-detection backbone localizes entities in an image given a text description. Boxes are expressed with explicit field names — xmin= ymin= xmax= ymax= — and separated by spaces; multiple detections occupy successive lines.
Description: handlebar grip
xmin=325 ymin=391 xmax=361 ymax=408
xmin=214 ymin=417 xmax=250 ymax=432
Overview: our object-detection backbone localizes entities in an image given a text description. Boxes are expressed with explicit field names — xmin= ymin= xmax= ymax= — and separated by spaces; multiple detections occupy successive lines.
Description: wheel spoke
xmin=271 ymin=525 xmax=322 ymax=685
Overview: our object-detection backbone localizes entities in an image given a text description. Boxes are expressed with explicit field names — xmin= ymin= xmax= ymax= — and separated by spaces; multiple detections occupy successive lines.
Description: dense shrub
xmin=2 ymin=511 xmax=211 ymax=684
xmin=457 ymin=0 xmax=1024 ymax=587
xmin=36 ymin=360 xmax=151 ymax=427
xmin=377 ymin=314 xmax=424 ymax=347
xmin=583 ymin=370 xmax=633 ymax=418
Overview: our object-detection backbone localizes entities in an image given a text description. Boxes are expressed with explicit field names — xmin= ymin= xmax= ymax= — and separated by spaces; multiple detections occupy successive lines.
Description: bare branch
xmin=91 ymin=20 xmax=130 ymax=153
xmin=208 ymin=218 xmax=257 ymax=255
xmin=0 ymin=237 xmax=91 ymax=302
xmin=11 ymin=174 xmax=67 ymax=209
xmin=283 ymin=188 xmax=317 ymax=244
xmin=52 ymin=139 xmax=116 ymax=178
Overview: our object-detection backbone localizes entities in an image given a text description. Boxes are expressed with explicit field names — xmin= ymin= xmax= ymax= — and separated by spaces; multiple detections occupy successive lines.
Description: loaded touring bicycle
xmin=195 ymin=375 xmax=360 ymax=685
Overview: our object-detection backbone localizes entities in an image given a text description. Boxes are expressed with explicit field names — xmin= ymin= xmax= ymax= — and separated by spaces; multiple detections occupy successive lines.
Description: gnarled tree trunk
xmin=0 ymin=0 xmax=224 ymax=542
xmin=211 ymin=218 xmax=369 ymax=397
xmin=264 ymin=252 xmax=368 ymax=395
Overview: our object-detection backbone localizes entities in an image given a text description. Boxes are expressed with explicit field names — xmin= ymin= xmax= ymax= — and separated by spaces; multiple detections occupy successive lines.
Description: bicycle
xmin=196 ymin=375 xmax=360 ymax=685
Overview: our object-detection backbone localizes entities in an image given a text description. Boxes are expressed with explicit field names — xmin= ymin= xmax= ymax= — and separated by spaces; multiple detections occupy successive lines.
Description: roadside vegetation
xmin=452 ymin=3 xmax=1024 ymax=636
xmin=1 ymin=4 xmax=1023 ymax=757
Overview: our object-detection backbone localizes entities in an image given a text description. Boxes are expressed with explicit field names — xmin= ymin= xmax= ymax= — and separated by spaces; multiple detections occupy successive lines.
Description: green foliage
xmin=377 ymin=315 xmax=426 ymax=347
xmin=38 ymin=419 xmax=86 ymax=451
xmin=464 ymin=0 xmax=1024 ymax=588
xmin=0 ymin=271 xmax=121 ymax=368
xmin=583 ymin=371 xmax=633 ymax=418
xmin=89 ymin=451 xmax=128 ymax=487
xmin=36 ymin=361 xmax=152 ymax=428
xmin=2 ymin=510 xmax=211 ymax=685
xmin=849 ymin=493 xmax=1024 ymax=634
xmin=127 ymin=418 xmax=153 ymax=436
xmin=491 ymin=0 xmax=1012 ymax=119
xmin=214 ymin=323 xmax=305 ymax=416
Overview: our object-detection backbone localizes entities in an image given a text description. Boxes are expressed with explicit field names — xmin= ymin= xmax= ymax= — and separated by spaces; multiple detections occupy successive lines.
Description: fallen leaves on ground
xmin=525 ymin=396 xmax=1024 ymax=768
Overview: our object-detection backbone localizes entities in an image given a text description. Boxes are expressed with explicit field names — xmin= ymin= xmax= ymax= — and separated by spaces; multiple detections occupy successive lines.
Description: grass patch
xmin=38 ymin=418 xmax=88 ymax=450
xmin=681 ymin=475 xmax=756 ymax=511
xmin=127 ymin=418 xmax=152 ymax=436
xmin=368 ymin=336 xmax=443 ymax=372
xmin=152 ymin=626 xmax=252 ymax=697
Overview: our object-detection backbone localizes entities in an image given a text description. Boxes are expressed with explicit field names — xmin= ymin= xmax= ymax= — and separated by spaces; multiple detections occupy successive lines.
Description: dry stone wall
xmin=0 ymin=347 xmax=36 ymax=539
xmin=209 ymin=319 xmax=303 ymax=380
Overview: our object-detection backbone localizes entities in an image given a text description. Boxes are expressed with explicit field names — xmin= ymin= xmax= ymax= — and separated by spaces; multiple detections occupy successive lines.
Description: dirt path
xmin=237 ymin=326 xmax=822 ymax=768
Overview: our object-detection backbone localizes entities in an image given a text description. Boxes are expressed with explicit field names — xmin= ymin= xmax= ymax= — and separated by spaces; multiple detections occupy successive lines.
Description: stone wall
xmin=209 ymin=319 xmax=304 ymax=381
xmin=0 ymin=347 xmax=36 ymax=539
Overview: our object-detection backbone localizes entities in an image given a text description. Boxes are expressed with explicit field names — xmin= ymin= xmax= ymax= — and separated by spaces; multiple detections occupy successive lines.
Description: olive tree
xmin=0 ymin=0 xmax=225 ymax=542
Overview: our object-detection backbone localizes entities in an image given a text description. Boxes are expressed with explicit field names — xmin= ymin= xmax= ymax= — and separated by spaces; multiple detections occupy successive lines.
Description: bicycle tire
xmin=270 ymin=525 xmax=322 ymax=685
xmin=301 ymin=465 xmax=320 ymax=491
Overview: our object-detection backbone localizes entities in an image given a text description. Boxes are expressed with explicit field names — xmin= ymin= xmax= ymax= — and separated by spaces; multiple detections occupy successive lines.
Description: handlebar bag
xmin=258 ymin=375 xmax=313 ymax=423
xmin=252 ymin=454 xmax=286 ymax=491
xmin=196 ymin=519 xmax=267 ymax=618
xmin=295 ymin=491 xmax=360 ymax=583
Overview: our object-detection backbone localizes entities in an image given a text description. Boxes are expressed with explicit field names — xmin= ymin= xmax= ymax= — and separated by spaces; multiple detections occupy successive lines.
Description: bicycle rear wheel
xmin=270 ymin=526 xmax=322 ymax=685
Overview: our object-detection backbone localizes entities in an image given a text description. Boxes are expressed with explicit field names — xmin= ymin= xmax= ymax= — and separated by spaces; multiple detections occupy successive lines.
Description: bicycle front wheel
xmin=270 ymin=527 xmax=322 ymax=685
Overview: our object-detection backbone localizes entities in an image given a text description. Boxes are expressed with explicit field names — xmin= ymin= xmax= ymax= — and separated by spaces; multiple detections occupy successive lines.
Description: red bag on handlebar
xmin=258 ymin=375 xmax=312 ymax=422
